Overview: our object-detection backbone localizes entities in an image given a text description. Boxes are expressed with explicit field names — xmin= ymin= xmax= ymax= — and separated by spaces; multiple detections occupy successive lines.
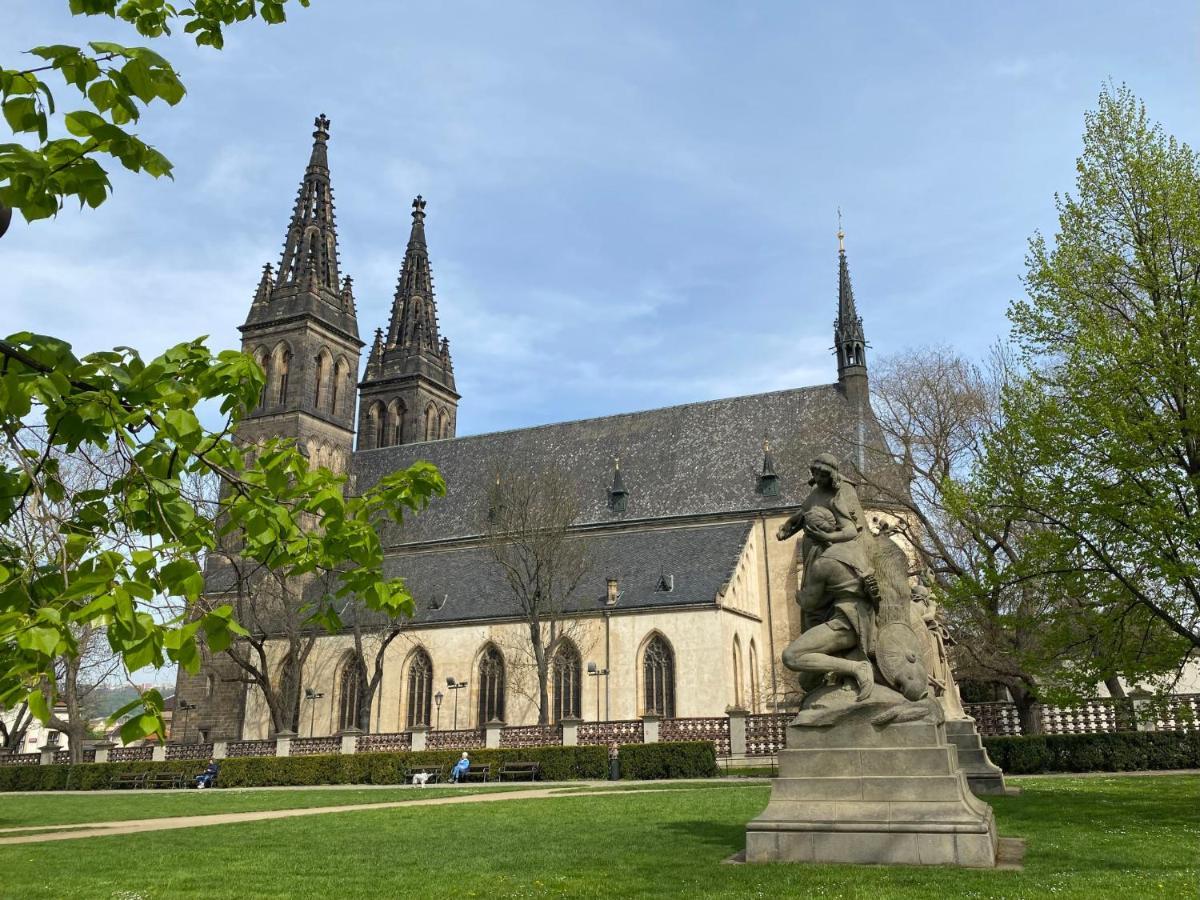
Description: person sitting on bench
xmin=450 ymin=752 xmax=470 ymax=783
xmin=194 ymin=758 xmax=219 ymax=789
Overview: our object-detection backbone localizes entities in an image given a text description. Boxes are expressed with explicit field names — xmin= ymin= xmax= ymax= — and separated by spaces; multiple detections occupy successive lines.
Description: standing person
xmin=450 ymin=752 xmax=470 ymax=783
xmin=194 ymin=758 xmax=219 ymax=789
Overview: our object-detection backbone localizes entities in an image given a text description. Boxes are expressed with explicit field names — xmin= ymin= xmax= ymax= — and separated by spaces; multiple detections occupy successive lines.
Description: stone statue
xmin=911 ymin=574 xmax=968 ymax=720
xmin=746 ymin=452 xmax=1000 ymax=867
xmin=775 ymin=453 xmax=931 ymax=723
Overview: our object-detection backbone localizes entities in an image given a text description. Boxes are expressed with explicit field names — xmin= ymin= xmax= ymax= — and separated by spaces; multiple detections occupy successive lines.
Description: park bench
xmin=112 ymin=772 xmax=148 ymax=789
xmin=498 ymin=761 xmax=541 ymax=782
xmin=404 ymin=765 xmax=444 ymax=785
xmin=150 ymin=771 xmax=187 ymax=789
xmin=461 ymin=764 xmax=490 ymax=783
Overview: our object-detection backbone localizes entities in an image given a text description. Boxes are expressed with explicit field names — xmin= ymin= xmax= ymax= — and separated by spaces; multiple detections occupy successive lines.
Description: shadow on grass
xmin=660 ymin=819 xmax=746 ymax=854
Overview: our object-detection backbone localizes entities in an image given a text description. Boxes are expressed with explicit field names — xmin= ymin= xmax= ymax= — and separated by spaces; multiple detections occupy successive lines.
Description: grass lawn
xmin=0 ymin=785 xmax=524 ymax=829
xmin=0 ymin=775 xmax=1195 ymax=898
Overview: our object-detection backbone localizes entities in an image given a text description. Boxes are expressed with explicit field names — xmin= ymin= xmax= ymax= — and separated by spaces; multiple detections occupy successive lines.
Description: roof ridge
xmin=355 ymin=381 xmax=843 ymax=452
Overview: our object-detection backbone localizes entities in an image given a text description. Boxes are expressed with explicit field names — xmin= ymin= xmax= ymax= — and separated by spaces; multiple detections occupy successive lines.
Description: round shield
xmin=876 ymin=622 xmax=928 ymax=701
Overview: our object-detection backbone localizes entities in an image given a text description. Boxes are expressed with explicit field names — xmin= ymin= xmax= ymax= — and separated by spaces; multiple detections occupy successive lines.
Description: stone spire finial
xmin=274 ymin=115 xmax=341 ymax=293
xmin=314 ymin=113 xmax=330 ymax=136
xmin=833 ymin=223 xmax=867 ymax=402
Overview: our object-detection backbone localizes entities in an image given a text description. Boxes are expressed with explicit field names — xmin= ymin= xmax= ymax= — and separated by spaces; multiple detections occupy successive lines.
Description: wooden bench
xmin=461 ymin=764 xmax=490 ymax=783
xmin=498 ymin=761 xmax=541 ymax=782
xmin=404 ymin=765 xmax=444 ymax=785
xmin=112 ymin=772 xmax=148 ymax=789
xmin=150 ymin=771 xmax=187 ymax=789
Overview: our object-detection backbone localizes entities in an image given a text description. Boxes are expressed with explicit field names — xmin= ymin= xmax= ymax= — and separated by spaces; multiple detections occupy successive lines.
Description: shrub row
xmin=983 ymin=730 xmax=1200 ymax=774
xmin=0 ymin=741 xmax=719 ymax=791
xmin=619 ymin=741 xmax=718 ymax=780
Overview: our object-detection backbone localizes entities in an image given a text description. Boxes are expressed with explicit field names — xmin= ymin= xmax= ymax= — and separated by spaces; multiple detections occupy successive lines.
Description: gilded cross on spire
xmin=314 ymin=113 xmax=330 ymax=136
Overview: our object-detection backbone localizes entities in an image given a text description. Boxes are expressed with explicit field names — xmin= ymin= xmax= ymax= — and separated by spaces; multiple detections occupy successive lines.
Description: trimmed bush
xmin=618 ymin=741 xmax=718 ymax=780
xmin=0 ymin=745 xmax=608 ymax=792
xmin=983 ymin=730 xmax=1200 ymax=774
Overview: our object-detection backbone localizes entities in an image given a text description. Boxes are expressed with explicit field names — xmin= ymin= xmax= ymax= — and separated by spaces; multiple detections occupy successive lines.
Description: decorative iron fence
xmin=963 ymin=702 xmax=1023 ymax=737
xmin=0 ymin=753 xmax=40 ymax=766
xmin=661 ymin=717 xmax=730 ymax=756
xmin=426 ymin=728 xmax=485 ymax=751
xmin=290 ymin=737 xmax=341 ymax=756
xmin=578 ymin=720 xmax=643 ymax=746
xmin=225 ymin=740 xmax=276 ymax=758
xmin=500 ymin=725 xmax=562 ymax=749
xmin=110 ymin=746 xmax=154 ymax=762
xmin=746 ymin=713 xmax=790 ymax=757
xmin=356 ymin=732 xmax=412 ymax=754
xmin=166 ymin=743 xmax=214 ymax=761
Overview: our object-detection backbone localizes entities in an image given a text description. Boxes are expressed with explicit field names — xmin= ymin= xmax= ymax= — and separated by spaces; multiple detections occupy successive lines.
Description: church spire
xmin=276 ymin=114 xmax=341 ymax=294
xmin=833 ymin=220 xmax=868 ymax=403
xmin=357 ymin=195 xmax=459 ymax=451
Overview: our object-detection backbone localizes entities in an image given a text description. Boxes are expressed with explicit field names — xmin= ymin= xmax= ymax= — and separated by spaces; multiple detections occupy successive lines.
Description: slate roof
xmin=350 ymin=520 xmax=755 ymax=626
xmin=354 ymin=382 xmax=901 ymax=547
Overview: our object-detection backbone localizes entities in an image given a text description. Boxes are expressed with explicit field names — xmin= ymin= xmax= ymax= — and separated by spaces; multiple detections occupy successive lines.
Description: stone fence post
xmin=409 ymin=725 xmax=428 ymax=752
xmin=276 ymin=731 xmax=295 ymax=757
xmin=151 ymin=743 xmax=167 ymax=762
xmin=212 ymin=740 xmax=228 ymax=760
xmin=339 ymin=728 xmax=362 ymax=755
xmin=39 ymin=744 xmax=56 ymax=766
xmin=93 ymin=741 xmax=114 ymax=764
xmin=641 ymin=714 xmax=661 ymax=744
xmin=485 ymin=720 xmax=503 ymax=749
xmin=726 ymin=707 xmax=748 ymax=758
xmin=560 ymin=717 xmax=580 ymax=747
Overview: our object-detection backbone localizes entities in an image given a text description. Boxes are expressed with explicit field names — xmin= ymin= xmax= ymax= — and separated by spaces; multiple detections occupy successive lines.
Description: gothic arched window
xmin=477 ymin=645 xmax=506 ymax=725
xmin=406 ymin=649 xmax=433 ymax=729
xmin=279 ymin=654 xmax=302 ymax=734
xmin=275 ymin=346 xmax=291 ymax=404
xmin=643 ymin=634 xmax=675 ymax=717
xmin=424 ymin=404 xmax=438 ymax=442
xmin=389 ymin=400 xmax=405 ymax=447
xmin=438 ymin=407 xmax=450 ymax=440
xmin=338 ymin=654 xmax=365 ymax=732
xmin=749 ymin=640 xmax=761 ymax=713
xmin=253 ymin=347 xmax=268 ymax=408
xmin=331 ymin=358 xmax=349 ymax=414
xmin=552 ymin=642 xmax=582 ymax=722
xmin=732 ymin=636 xmax=744 ymax=709
xmin=313 ymin=350 xmax=329 ymax=408
xmin=369 ymin=401 xmax=385 ymax=450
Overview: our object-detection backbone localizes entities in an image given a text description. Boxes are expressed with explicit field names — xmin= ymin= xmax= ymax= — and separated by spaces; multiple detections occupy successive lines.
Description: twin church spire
xmin=240 ymin=115 xmax=868 ymax=460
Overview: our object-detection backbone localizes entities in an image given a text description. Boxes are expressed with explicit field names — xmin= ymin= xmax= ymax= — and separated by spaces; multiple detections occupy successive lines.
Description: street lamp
xmin=587 ymin=662 xmax=609 ymax=722
xmin=176 ymin=701 xmax=197 ymax=742
xmin=304 ymin=688 xmax=324 ymax=738
xmin=433 ymin=691 xmax=444 ymax=731
xmin=445 ymin=677 xmax=467 ymax=730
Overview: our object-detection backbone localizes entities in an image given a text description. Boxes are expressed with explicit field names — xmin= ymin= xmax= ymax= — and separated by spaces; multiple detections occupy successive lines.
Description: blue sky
xmin=5 ymin=1 xmax=1198 ymax=437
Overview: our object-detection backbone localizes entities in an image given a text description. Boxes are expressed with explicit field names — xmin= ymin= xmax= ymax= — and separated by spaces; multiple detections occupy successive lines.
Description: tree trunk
xmin=1010 ymin=684 xmax=1042 ymax=735
xmin=1103 ymin=675 xmax=1127 ymax=699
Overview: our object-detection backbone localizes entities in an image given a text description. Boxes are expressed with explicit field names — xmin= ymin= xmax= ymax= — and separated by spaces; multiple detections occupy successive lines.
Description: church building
xmin=174 ymin=117 xmax=905 ymax=741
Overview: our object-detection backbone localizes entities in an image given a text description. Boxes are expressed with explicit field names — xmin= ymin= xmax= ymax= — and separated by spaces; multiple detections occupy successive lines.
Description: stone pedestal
xmin=746 ymin=708 xmax=997 ymax=868
xmin=944 ymin=719 xmax=1011 ymax=796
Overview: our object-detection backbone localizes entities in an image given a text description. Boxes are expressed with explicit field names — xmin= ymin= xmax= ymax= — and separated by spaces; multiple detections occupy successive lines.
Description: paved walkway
xmin=0 ymin=782 xmax=737 ymax=846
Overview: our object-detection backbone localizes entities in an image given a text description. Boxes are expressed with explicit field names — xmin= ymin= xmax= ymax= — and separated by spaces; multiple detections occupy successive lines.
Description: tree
xmin=861 ymin=347 xmax=1065 ymax=731
xmin=0 ymin=333 xmax=444 ymax=743
xmin=984 ymin=84 xmax=1200 ymax=692
xmin=484 ymin=467 xmax=591 ymax=725
xmin=1 ymin=1 xmax=311 ymax=223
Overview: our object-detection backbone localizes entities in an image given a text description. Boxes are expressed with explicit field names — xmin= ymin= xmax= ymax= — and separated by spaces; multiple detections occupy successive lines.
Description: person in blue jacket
xmin=195 ymin=758 xmax=219 ymax=789
xmin=450 ymin=752 xmax=470 ymax=783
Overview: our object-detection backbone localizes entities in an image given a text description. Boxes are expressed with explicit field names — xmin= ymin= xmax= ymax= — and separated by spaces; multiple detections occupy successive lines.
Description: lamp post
xmin=304 ymin=688 xmax=324 ymax=738
xmin=176 ymin=701 xmax=197 ymax=742
xmin=445 ymin=677 xmax=466 ymax=730
xmin=433 ymin=691 xmax=444 ymax=731
xmin=587 ymin=662 xmax=609 ymax=722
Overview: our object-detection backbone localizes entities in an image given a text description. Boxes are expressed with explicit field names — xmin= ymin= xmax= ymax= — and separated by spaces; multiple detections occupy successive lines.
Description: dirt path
xmin=0 ymin=785 xmax=713 ymax=845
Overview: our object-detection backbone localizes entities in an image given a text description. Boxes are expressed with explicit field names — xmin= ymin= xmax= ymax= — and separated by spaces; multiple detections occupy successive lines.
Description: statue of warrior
xmin=776 ymin=453 xmax=928 ymax=706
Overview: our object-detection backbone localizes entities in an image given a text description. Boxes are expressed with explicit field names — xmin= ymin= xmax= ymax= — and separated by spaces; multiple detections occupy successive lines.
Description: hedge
xmin=618 ymin=741 xmax=718 ymax=780
xmin=983 ymin=730 xmax=1200 ymax=774
xmin=0 ymin=741 xmax=723 ymax=792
